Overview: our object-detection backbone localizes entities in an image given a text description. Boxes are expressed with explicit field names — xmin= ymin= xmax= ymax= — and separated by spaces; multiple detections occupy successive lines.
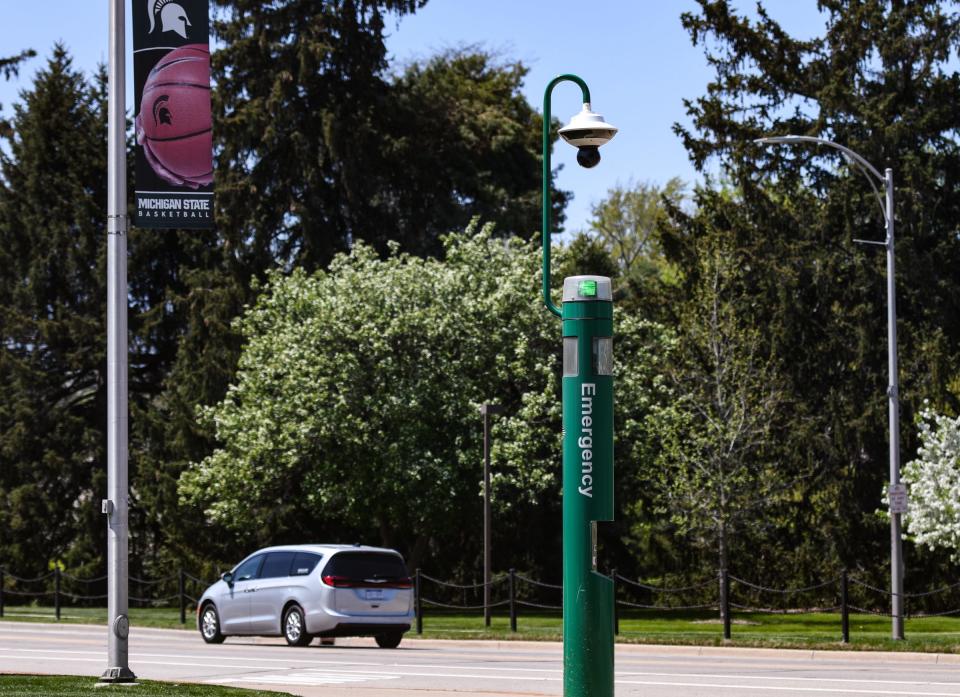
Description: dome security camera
xmin=559 ymin=104 xmax=618 ymax=169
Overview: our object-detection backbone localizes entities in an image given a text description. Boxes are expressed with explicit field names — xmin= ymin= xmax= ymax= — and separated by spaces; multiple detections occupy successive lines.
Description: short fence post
xmin=508 ymin=568 xmax=517 ymax=632
xmin=0 ymin=567 xmax=5 ymax=618
xmin=841 ymin=569 xmax=849 ymax=644
xmin=611 ymin=568 xmax=619 ymax=636
xmin=720 ymin=568 xmax=730 ymax=640
xmin=54 ymin=568 xmax=61 ymax=621
xmin=415 ymin=568 xmax=423 ymax=635
xmin=179 ymin=568 xmax=186 ymax=625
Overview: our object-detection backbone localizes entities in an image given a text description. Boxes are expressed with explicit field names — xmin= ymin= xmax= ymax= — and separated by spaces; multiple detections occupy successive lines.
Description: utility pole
xmin=100 ymin=0 xmax=136 ymax=683
xmin=755 ymin=136 xmax=904 ymax=639
xmin=884 ymin=167 xmax=905 ymax=640
xmin=480 ymin=403 xmax=502 ymax=627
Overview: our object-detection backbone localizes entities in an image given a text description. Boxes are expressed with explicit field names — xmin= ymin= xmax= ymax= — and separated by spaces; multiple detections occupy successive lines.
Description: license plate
xmin=364 ymin=589 xmax=384 ymax=600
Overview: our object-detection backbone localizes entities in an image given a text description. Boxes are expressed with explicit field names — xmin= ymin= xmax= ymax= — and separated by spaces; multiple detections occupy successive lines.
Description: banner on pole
xmin=132 ymin=0 xmax=213 ymax=229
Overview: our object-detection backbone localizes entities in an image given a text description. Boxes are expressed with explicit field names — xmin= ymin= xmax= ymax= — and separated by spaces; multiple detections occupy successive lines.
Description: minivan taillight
xmin=321 ymin=575 xmax=413 ymax=589
xmin=322 ymin=574 xmax=354 ymax=588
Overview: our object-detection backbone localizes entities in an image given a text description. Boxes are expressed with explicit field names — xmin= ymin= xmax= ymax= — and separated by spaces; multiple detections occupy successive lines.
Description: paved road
xmin=2 ymin=621 xmax=960 ymax=696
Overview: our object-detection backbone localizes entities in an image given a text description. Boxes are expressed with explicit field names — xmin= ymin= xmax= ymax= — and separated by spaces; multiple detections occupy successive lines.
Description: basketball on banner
xmin=132 ymin=0 xmax=213 ymax=229
xmin=136 ymin=44 xmax=212 ymax=187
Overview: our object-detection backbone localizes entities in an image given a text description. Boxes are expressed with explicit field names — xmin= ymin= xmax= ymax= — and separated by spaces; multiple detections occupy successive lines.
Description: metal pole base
xmin=99 ymin=667 xmax=137 ymax=683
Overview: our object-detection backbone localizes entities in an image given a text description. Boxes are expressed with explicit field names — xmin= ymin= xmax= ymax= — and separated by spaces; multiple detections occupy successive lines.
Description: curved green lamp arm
xmin=543 ymin=74 xmax=591 ymax=318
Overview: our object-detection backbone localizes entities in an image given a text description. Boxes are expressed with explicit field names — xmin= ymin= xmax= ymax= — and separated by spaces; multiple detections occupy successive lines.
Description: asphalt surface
xmin=2 ymin=621 xmax=960 ymax=696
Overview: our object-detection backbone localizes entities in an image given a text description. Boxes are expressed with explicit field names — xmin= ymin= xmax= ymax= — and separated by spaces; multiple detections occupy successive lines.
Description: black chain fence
xmin=0 ymin=567 xmax=214 ymax=625
xmin=4 ymin=564 xmax=960 ymax=643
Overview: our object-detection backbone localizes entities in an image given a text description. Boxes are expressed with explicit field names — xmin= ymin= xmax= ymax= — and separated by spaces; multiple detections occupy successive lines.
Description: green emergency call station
xmin=541 ymin=74 xmax=618 ymax=697
xmin=561 ymin=276 xmax=615 ymax=696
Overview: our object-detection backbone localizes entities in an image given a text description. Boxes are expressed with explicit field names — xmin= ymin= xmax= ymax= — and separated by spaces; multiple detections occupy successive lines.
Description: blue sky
xmin=0 ymin=1 xmax=827 ymax=235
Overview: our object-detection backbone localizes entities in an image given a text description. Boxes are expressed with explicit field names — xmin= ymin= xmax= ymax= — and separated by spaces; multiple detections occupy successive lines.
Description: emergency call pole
xmin=542 ymin=75 xmax=617 ymax=697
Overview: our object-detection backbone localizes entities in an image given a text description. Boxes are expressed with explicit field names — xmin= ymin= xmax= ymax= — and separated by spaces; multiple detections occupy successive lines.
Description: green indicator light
xmin=578 ymin=280 xmax=597 ymax=297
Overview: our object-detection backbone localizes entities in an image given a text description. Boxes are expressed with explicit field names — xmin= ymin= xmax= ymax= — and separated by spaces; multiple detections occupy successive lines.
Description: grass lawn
xmin=0 ymin=675 xmax=292 ymax=696
xmin=4 ymin=605 xmax=960 ymax=652
xmin=416 ymin=609 xmax=960 ymax=652
xmin=1 ymin=606 xmax=188 ymax=630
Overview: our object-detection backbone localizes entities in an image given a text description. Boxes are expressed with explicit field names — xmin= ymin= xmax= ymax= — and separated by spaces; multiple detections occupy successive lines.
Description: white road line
xmin=211 ymin=671 xmax=401 ymax=686
xmin=615 ymin=670 xmax=960 ymax=688
xmin=0 ymin=654 xmax=302 ymax=671
xmin=0 ymin=626 xmax=118 ymax=638
xmin=613 ymin=680 xmax=960 ymax=696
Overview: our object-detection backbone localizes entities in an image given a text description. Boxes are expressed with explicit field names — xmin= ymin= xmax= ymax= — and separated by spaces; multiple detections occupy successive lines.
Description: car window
xmin=261 ymin=551 xmax=296 ymax=579
xmin=233 ymin=554 xmax=263 ymax=581
xmin=322 ymin=552 xmax=408 ymax=580
xmin=290 ymin=552 xmax=322 ymax=577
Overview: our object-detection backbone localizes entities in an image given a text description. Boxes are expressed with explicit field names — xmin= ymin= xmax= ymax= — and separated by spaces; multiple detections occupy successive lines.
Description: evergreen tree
xmin=0 ymin=49 xmax=35 ymax=137
xmin=0 ymin=46 xmax=109 ymax=574
xmin=211 ymin=0 xmax=424 ymax=271
xmin=386 ymin=49 xmax=568 ymax=254
xmin=211 ymin=1 xmax=565 ymax=267
xmin=668 ymin=0 xmax=960 ymax=582
xmin=0 ymin=48 xmax=202 ymax=577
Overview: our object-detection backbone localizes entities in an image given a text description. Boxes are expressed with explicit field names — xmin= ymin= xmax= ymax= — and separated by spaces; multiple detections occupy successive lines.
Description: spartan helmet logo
xmin=148 ymin=0 xmax=191 ymax=39
xmin=152 ymin=95 xmax=172 ymax=127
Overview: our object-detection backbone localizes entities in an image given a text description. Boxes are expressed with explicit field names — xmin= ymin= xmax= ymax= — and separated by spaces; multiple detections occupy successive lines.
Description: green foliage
xmin=661 ymin=0 xmax=960 ymax=583
xmin=588 ymin=178 xmax=685 ymax=285
xmin=0 ymin=46 xmax=109 ymax=574
xmin=155 ymin=5 xmax=572 ymax=569
xmin=211 ymin=1 xmax=560 ymax=267
xmin=648 ymin=228 xmax=795 ymax=570
xmin=179 ymin=227 xmax=551 ymax=564
xmin=0 ymin=7 xmax=578 ymax=577
xmin=385 ymin=48 xmax=569 ymax=251
xmin=0 ymin=675 xmax=295 ymax=696
xmin=0 ymin=49 xmax=35 ymax=137
xmin=558 ymin=233 xmax=619 ymax=283
xmin=179 ymin=228 xmax=669 ymax=572
xmin=0 ymin=47 xmax=221 ymax=578
xmin=14 ymin=0 xmax=960 ymax=594
xmin=0 ymin=51 xmax=34 ymax=81
xmin=211 ymin=0 xmax=421 ymax=269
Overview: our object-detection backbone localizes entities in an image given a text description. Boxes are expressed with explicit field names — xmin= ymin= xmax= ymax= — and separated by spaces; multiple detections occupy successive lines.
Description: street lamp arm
xmin=754 ymin=135 xmax=884 ymax=182
xmin=542 ymin=75 xmax=591 ymax=318
xmin=755 ymin=135 xmax=889 ymax=223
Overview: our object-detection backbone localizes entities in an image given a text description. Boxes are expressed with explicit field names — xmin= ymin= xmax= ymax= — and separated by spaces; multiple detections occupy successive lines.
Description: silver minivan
xmin=196 ymin=544 xmax=414 ymax=648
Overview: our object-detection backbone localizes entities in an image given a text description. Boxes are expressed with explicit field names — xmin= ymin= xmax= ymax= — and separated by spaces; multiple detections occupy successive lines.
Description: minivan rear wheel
xmin=375 ymin=631 xmax=403 ymax=649
xmin=283 ymin=605 xmax=312 ymax=647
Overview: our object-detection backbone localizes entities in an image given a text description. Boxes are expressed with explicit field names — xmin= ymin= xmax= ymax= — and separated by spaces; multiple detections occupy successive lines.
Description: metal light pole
xmin=101 ymin=0 xmax=136 ymax=682
xmin=755 ymin=135 xmax=904 ymax=640
xmin=479 ymin=403 xmax=502 ymax=627
xmin=543 ymin=75 xmax=617 ymax=697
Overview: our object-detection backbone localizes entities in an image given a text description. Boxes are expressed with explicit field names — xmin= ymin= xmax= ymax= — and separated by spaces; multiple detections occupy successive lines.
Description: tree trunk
xmin=406 ymin=534 xmax=430 ymax=572
xmin=718 ymin=519 xmax=728 ymax=622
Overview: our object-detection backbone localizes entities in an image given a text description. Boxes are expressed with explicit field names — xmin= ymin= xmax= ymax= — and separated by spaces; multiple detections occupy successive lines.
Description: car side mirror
xmin=221 ymin=571 xmax=234 ymax=586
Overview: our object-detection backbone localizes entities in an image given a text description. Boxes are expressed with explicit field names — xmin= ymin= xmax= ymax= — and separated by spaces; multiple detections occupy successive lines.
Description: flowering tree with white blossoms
xmin=901 ymin=406 xmax=960 ymax=560
xmin=177 ymin=225 xmax=671 ymax=569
